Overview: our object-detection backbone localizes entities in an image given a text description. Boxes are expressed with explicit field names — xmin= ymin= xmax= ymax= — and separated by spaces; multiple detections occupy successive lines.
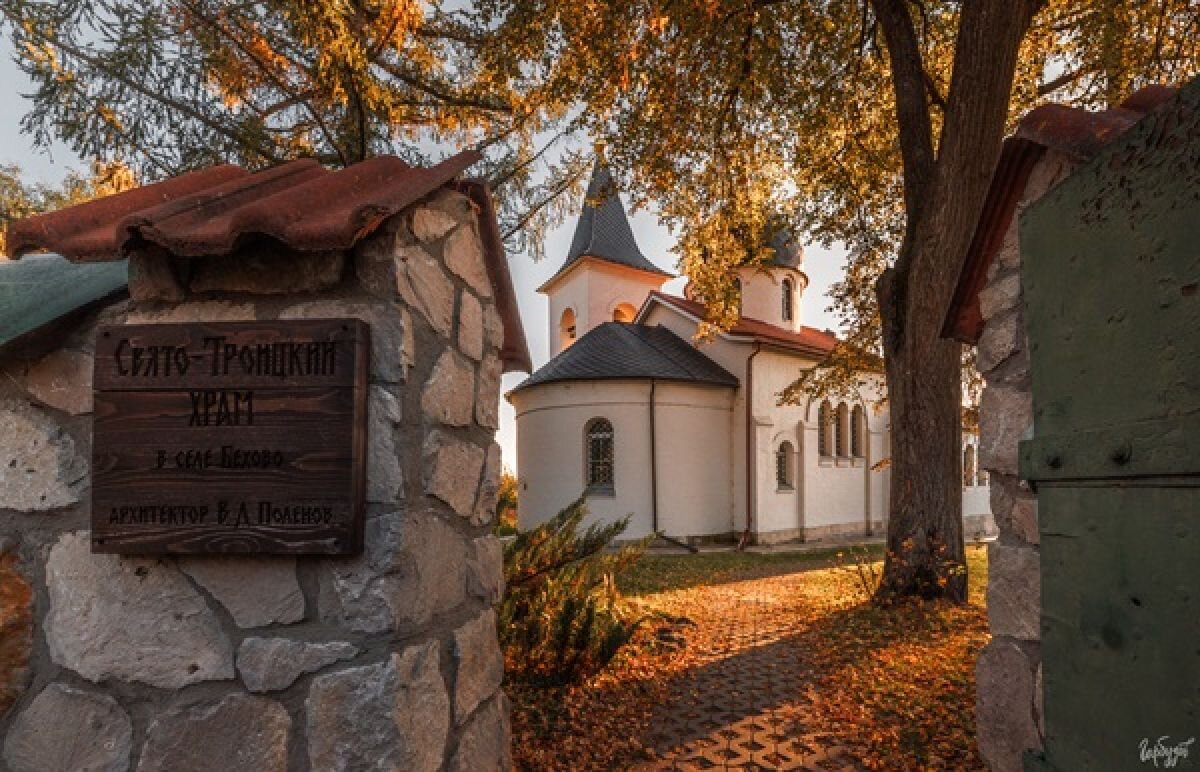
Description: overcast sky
xmin=0 ymin=37 xmax=850 ymax=472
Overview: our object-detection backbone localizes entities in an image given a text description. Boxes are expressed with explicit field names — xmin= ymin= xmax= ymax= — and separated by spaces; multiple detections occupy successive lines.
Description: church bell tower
xmin=538 ymin=163 xmax=673 ymax=357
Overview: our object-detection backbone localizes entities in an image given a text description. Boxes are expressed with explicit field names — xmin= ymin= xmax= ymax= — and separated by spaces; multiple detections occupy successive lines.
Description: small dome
xmin=766 ymin=226 xmax=804 ymax=269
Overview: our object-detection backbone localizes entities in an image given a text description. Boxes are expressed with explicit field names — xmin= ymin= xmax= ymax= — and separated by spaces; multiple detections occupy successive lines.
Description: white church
xmin=508 ymin=166 xmax=993 ymax=545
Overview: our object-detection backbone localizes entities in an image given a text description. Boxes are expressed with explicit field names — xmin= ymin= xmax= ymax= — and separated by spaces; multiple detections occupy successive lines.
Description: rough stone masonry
xmin=973 ymin=150 xmax=1077 ymax=772
xmin=0 ymin=184 xmax=512 ymax=771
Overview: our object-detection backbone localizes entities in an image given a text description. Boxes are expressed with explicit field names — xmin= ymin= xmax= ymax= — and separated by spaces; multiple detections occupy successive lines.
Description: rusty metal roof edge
xmin=943 ymin=84 xmax=1180 ymax=344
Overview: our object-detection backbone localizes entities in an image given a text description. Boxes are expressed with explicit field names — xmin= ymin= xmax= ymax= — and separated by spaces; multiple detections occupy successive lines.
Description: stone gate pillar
xmin=0 ymin=154 xmax=528 ymax=771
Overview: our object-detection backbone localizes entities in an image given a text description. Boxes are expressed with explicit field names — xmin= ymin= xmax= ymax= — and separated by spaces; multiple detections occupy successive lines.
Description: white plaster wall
xmin=737 ymin=265 xmax=807 ymax=332
xmin=543 ymin=260 xmax=669 ymax=357
xmin=649 ymin=382 xmax=735 ymax=539
xmin=510 ymin=378 xmax=734 ymax=540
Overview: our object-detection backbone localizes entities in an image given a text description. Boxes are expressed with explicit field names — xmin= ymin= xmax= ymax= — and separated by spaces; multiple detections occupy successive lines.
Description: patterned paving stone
xmin=631 ymin=576 xmax=863 ymax=771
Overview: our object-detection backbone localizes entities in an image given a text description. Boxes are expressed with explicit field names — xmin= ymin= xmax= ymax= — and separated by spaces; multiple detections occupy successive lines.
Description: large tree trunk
xmin=873 ymin=0 xmax=1041 ymax=601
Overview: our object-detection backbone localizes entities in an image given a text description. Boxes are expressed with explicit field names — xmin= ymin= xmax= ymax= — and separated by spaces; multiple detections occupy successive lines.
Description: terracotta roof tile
xmin=943 ymin=85 xmax=1178 ymax=344
xmin=646 ymin=291 xmax=837 ymax=357
xmin=4 ymin=151 xmax=533 ymax=372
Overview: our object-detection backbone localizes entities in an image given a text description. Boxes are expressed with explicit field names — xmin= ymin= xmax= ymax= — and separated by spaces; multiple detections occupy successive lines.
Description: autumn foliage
xmin=510 ymin=546 xmax=990 ymax=770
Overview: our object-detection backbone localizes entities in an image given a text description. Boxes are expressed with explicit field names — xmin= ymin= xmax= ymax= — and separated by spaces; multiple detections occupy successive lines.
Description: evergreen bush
xmin=499 ymin=495 xmax=647 ymax=686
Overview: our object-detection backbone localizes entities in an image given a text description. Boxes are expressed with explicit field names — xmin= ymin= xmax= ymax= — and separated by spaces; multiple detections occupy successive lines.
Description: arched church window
xmin=818 ymin=400 xmax=832 ymax=458
xmin=585 ymin=418 xmax=615 ymax=492
xmin=776 ymin=442 xmax=795 ymax=490
xmin=963 ymin=444 xmax=977 ymax=488
xmin=851 ymin=405 xmax=865 ymax=458
xmin=835 ymin=402 xmax=849 ymax=457
xmin=560 ymin=308 xmax=577 ymax=350
xmin=782 ymin=279 xmax=794 ymax=321
xmin=733 ymin=278 xmax=743 ymax=314
xmin=613 ymin=303 xmax=637 ymax=323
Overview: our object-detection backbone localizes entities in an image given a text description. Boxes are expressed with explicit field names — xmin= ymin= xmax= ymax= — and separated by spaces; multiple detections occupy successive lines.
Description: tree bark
xmin=873 ymin=0 xmax=1040 ymax=601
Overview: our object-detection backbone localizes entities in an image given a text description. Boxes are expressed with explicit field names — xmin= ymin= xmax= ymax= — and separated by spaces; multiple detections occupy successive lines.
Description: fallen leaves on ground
xmin=509 ymin=546 xmax=989 ymax=771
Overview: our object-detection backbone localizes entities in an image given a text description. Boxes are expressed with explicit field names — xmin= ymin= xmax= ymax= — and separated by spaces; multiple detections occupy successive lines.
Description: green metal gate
xmin=1019 ymin=80 xmax=1200 ymax=771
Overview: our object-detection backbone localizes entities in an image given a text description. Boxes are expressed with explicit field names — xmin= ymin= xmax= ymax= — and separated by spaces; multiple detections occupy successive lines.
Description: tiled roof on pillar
xmin=943 ymin=85 xmax=1178 ymax=344
xmin=540 ymin=164 xmax=673 ymax=290
xmin=3 ymin=151 xmax=532 ymax=372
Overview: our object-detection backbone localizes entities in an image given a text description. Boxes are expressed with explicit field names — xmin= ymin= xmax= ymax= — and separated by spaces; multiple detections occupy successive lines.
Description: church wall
xmin=545 ymin=261 xmax=669 ymax=357
xmin=648 ymin=382 xmax=735 ymax=540
xmin=510 ymin=379 xmax=735 ymax=541
xmin=511 ymin=381 xmax=656 ymax=536
xmin=737 ymin=265 xmax=806 ymax=332
xmin=641 ymin=304 xmax=751 ymax=534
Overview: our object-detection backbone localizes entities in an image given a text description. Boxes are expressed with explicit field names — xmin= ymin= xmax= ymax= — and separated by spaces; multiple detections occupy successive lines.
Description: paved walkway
xmin=634 ymin=572 xmax=861 ymax=771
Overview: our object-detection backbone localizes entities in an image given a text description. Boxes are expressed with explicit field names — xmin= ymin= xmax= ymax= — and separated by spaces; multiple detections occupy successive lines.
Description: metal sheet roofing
xmin=645 ymin=291 xmax=838 ymax=358
xmin=511 ymin=322 xmax=738 ymax=393
xmin=944 ymin=85 xmax=1179 ymax=344
xmin=0 ymin=254 xmax=128 ymax=350
xmin=540 ymin=164 xmax=673 ymax=290
xmin=3 ymin=151 xmax=532 ymax=372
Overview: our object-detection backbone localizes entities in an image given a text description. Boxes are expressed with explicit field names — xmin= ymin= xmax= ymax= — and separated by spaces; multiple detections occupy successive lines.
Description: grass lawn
xmin=618 ymin=543 xmax=887 ymax=596
xmin=510 ymin=543 xmax=991 ymax=771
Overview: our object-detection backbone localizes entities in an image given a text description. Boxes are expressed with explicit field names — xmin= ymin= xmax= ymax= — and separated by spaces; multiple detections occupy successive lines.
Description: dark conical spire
xmin=543 ymin=163 xmax=672 ymax=286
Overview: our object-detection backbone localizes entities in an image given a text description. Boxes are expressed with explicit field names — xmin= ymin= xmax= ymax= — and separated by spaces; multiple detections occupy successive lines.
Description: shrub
xmin=495 ymin=469 xmax=519 ymax=536
xmin=499 ymin=495 xmax=647 ymax=686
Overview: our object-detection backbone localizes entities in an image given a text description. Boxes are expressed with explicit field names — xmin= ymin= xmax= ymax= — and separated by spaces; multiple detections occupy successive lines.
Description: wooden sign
xmin=91 ymin=319 xmax=369 ymax=555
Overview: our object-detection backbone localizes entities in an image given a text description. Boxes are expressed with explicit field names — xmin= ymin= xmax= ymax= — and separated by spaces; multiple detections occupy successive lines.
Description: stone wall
xmin=0 ymin=187 xmax=511 ymax=770
xmin=974 ymin=151 xmax=1074 ymax=772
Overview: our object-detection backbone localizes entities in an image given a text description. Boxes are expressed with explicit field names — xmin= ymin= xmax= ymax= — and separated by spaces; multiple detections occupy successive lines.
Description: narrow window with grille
xmin=585 ymin=418 xmax=614 ymax=491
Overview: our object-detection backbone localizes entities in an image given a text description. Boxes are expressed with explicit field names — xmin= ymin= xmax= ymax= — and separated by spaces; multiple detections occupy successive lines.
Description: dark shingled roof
xmin=767 ymin=226 xmax=804 ymax=268
xmin=511 ymin=322 xmax=738 ymax=393
xmin=541 ymin=164 xmax=672 ymax=288
xmin=0 ymin=254 xmax=128 ymax=350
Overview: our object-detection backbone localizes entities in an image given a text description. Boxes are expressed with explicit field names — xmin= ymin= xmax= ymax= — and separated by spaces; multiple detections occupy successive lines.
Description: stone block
xmin=458 ymin=290 xmax=484 ymax=361
xmin=138 ymin=694 xmax=290 ymax=772
xmin=128 ymin=251 xmax=185 ymax=303
xmin=397 ymin=245 xmax=456 ymax=338
xmin=424 ymin=431 xmax=486 ymax=517
xmin=44 ymin=532 xmax=233 ymax=689
xmin=3 ymin=683 xmax=132 ymax=772
xmin=483 ymin=304 xmax=505 ymax=351
xmin=280 ymin=299 xmax=408 ymax=383
xmin=421 ymin=350 xmax=476 ymax=427
xmin=472 ymin=442 xmax=502 ymax=526
xmin=368 ymin=386 xmax=405 ymax=504
xmin=320 ymin=511 xmax=468 ymax=633
xmin=0 ymin=549 xmax=32 ymax=718
xmin=467 ymin=535 xmax=505 ymax=604
xmin=987 ymin=542 xmax=1041 ymax=640
xmin=237 ymin=637 xmax=359 ymax=692
xmin=978 ymin=271 xmax=1021 ymax=320
xmin=412 ymin=206 xmax=458 ymax=243
xmin=979 ymin=384 xmax=1032 ymax=476
xmin=990 ymin=474 xmax=1039 ymax=545
xmin=188 ymin=249 xmax=344 ymax=295
xmin=443 ymin=224 xmax=493 ymax=299
xmin=476 ymin=355 xmax=502 ymax=430
xmin=21 ymin=349 xmax=94 ymax=415
xmin=977 ymin=308 xmax=1021 ymax=375
xmin=126 ymin=300 xmax=256 ymax=324
xmin=452 ymin=609 xmax=504 ymax=724
xmin=307 ymin=641 xmax=449 ymax=772
xmin=0 ymin=398 xmax=84 ymax=511
xmin=449 ymin=694 xmax=511 ymax=772
xmin=976 ymin=638 xmax=1041 ymax=772
xmin=178 ymin=556 xmax=305 ymax=628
